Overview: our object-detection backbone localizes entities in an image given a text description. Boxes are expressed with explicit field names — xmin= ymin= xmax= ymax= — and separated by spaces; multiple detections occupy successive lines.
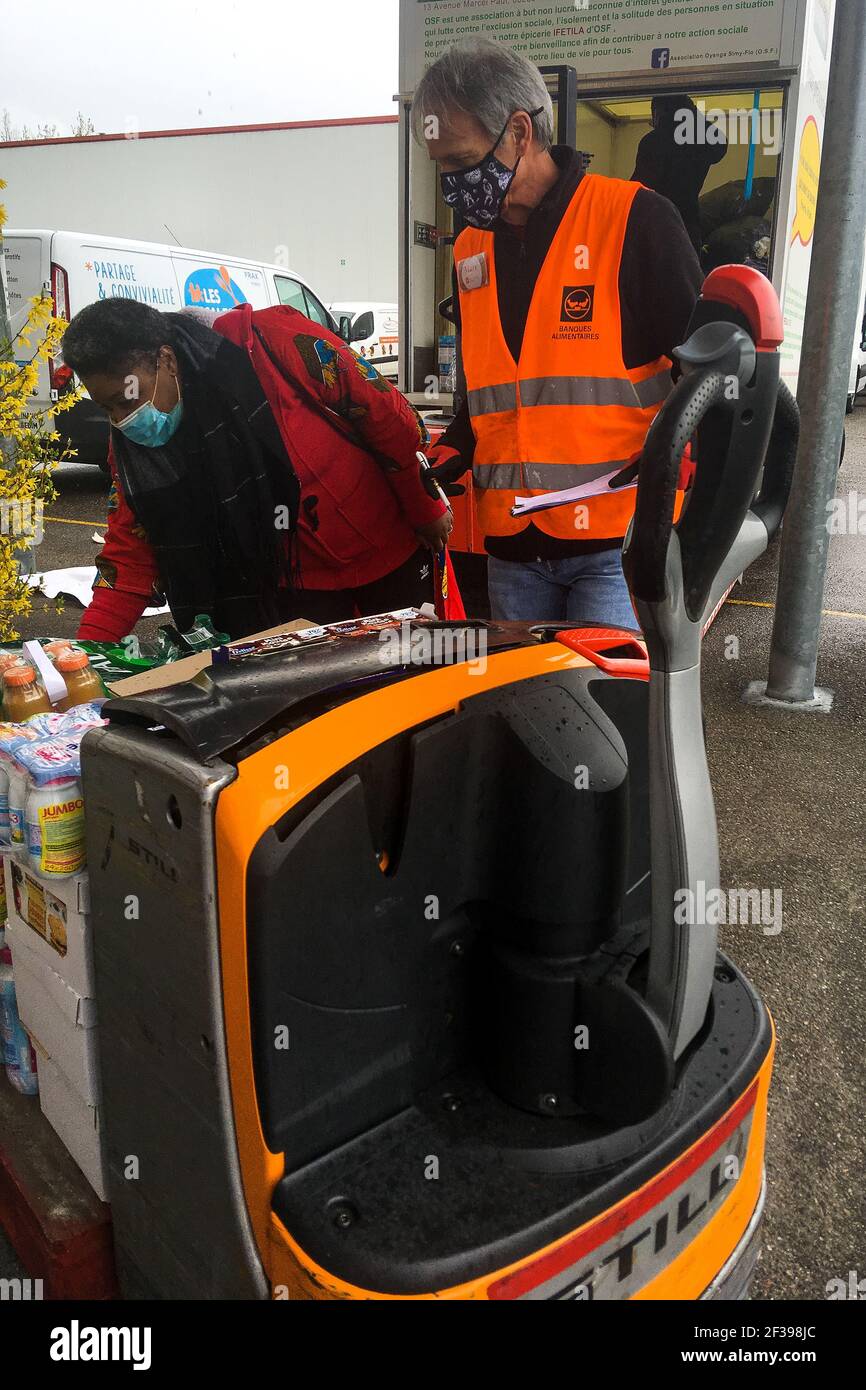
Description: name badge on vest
xmin=457 ymin=252 xmax=490 ymax=292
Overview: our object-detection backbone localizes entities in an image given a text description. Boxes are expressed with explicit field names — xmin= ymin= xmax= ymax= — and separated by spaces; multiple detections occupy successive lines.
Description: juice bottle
xmin=44 ymin=640 xmax=75 ymax=663
xmin=55 ymin=650 xmax=105 ymax=711
xmin=2 ymin=666 xmax=52 ymax=722
xmin=0 ymin=653 xmax=24 ymax=719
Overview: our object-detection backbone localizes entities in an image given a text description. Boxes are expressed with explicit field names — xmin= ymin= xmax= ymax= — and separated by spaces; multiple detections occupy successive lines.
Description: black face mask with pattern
xmin=439 ymin=109 xmax=543 ymax=230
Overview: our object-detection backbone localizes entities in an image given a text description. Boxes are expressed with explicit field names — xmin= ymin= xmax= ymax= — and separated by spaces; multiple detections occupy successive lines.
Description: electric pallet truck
xmin=82 ymin=266 xmax=798 ymax=1300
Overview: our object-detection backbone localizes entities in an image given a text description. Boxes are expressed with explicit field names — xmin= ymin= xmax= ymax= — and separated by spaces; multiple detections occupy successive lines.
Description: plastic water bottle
xmin=0 ymin=944 xmax=38 ymax=1095
xmin=25 ymin=776 xmax=86 ymax=880
xmin=0 ymin=944 xmax=16 ymax=1072
xmin=0 ymin=758 xmax=10 ymax=845
xmin=8 ymin=1028 xmax=39 ymax=1096
xmin=7 ymin=760 xmax=29 ymax=854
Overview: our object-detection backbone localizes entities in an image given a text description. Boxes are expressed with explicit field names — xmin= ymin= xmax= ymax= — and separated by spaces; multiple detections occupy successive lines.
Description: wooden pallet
xmin=0 ymin=1072 xmax=117 ymax=1299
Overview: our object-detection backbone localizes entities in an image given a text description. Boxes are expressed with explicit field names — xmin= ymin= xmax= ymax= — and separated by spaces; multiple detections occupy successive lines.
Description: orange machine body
xmin=215 ymin=639 xmax=772 ymax=1301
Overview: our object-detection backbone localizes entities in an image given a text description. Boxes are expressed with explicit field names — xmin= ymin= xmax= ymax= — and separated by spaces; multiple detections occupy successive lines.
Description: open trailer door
xmin=397 ymin=0 xmax=835 ymax=552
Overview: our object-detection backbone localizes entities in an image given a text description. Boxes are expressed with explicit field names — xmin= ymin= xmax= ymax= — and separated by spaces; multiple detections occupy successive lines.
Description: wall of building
xmin=0 ymin=118 xmax=399 ymax=304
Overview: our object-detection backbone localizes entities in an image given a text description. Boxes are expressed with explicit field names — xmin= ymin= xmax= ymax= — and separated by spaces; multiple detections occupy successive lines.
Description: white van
xmin=330 ymin=302 xmax=399 ymax=379
xmin=3 ymin=229 xmax=339 ymax=465
xmin=847 ymin=238 xmax=866 ymax=413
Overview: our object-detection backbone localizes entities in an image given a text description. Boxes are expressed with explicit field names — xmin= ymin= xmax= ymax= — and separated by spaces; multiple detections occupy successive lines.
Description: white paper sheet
xmin=511 ymin=467 xmax=637 ymax=517
xmin=27 ymin=567 xmax=169 ymax=617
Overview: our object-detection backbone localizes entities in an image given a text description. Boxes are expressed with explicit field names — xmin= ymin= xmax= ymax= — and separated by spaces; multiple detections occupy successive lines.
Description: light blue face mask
xmin=115 ymin=365 xmax=183 ymax=447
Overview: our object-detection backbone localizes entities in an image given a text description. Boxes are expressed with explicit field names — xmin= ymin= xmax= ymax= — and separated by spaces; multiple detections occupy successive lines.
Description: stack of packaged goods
xmin=77 ymin=613 xmax=230 ymax=688
xmin=0 ymin=638 xmax=109 ymax=1199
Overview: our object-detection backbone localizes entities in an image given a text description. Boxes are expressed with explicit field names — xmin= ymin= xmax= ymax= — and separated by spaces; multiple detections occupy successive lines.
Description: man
xmin=61 ymin=299 xmax=450 ymax=641
xmin=415 ymin=39 xmax=703 ymax=626
xmin=632 ymin=94 xmax=728 ymax=254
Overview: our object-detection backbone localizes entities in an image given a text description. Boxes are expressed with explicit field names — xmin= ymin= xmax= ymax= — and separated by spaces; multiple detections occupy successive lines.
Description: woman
xmin=60 ymin=298 xmax=451 ymax=641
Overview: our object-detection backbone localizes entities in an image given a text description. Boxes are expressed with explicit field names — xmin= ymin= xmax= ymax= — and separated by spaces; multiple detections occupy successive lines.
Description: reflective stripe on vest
xmin=466 ymin=370 xmax=673 ymax=415
xmin=474 ymin=460 xmax=626 ymax=491
xmin=456 ymin=173 xmax=676 ymax=542
xmin=466 ymin=382 xmax=519 ymax=416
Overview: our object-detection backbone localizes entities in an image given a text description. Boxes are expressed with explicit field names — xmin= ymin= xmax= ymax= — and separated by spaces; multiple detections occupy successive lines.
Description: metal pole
xmin=766 ymin=0 xmax=866 ymax=703
xmin=398 ymin=98 xmax=412 ymax=395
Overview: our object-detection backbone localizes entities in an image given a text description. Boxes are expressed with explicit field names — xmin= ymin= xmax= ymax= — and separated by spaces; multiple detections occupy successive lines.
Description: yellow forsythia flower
xmin=1 ymin=249 xmax=79 ymax=636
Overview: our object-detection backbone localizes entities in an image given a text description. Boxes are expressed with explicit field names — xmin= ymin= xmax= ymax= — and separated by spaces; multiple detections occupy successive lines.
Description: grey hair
xmin=411 ymin=38 xmax=554 ymax=151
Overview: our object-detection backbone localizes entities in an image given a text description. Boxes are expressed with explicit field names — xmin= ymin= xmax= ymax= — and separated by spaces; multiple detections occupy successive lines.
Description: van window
xmin=302 ymin=289 xmax=330 ymax=329
xmin=275 ymin=276 xmax=331 ymax=329
xmin=2 ymin=236 xmax=43 ymax=351
xmin=274 ymin=276 xmax=307 ymax=312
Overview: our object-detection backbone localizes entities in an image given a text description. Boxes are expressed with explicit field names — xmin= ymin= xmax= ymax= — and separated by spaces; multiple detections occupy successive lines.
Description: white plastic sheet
xmin=27 ymin=567 xmax=169 ymax=617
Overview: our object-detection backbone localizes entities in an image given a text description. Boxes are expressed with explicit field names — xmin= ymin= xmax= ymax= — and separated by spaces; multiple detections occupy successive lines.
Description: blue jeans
xmin=487 ymin=547 xmax=637 ymax=628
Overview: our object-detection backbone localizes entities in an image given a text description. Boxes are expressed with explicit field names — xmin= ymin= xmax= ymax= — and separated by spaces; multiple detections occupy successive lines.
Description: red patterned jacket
xmin=78 ymin=305 xmax=445 ymax=641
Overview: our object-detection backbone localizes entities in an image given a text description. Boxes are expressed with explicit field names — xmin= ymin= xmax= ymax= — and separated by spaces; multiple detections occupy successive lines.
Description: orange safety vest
xmin=455 ymin=173 xmax=674 ymax=542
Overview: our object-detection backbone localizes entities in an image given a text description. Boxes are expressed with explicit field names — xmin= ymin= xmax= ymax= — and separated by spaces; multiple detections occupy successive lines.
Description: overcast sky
xmin=3 ymin=0 xmax=400 ymax=135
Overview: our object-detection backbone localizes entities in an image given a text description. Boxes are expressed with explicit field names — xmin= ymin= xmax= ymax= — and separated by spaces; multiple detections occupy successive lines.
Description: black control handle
xmin=624 ymin=265 xmax=794 ymax=623
xmin=623 ymin=364 xmax=730 ymax=609
xmin=625 ymin=333 xmax=782 ymax=624
xmin=752 ymin=379 xmax=799 ymax=540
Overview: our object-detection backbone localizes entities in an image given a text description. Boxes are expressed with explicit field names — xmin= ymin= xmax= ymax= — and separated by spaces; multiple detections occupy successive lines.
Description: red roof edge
xmin=0 ymin=114 xmax=398 ymax=149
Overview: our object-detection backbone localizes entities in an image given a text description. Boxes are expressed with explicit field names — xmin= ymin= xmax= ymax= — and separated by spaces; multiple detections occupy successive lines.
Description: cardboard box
xmin=34 ymin=1042 xmax=108 ymax=1203
xmin=3 ymin=855 xmax=93 ymax=996
xmin=106 ymin=618 xmax=315 ymax=697
xmin=6 ymin=918 xmax=100 ymax=1105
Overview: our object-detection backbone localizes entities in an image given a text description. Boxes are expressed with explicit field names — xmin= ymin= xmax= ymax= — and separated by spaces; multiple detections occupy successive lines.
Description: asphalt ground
xmin=18 ymin=460 xmax=165 ymax=648
xmin=0 ymin=1219 xmax=23 ymax=1280
xmin=700 ymin=403 xmax=866 ymax=1300
xmin=3 ymin=408 xmax=865 ymax=1299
